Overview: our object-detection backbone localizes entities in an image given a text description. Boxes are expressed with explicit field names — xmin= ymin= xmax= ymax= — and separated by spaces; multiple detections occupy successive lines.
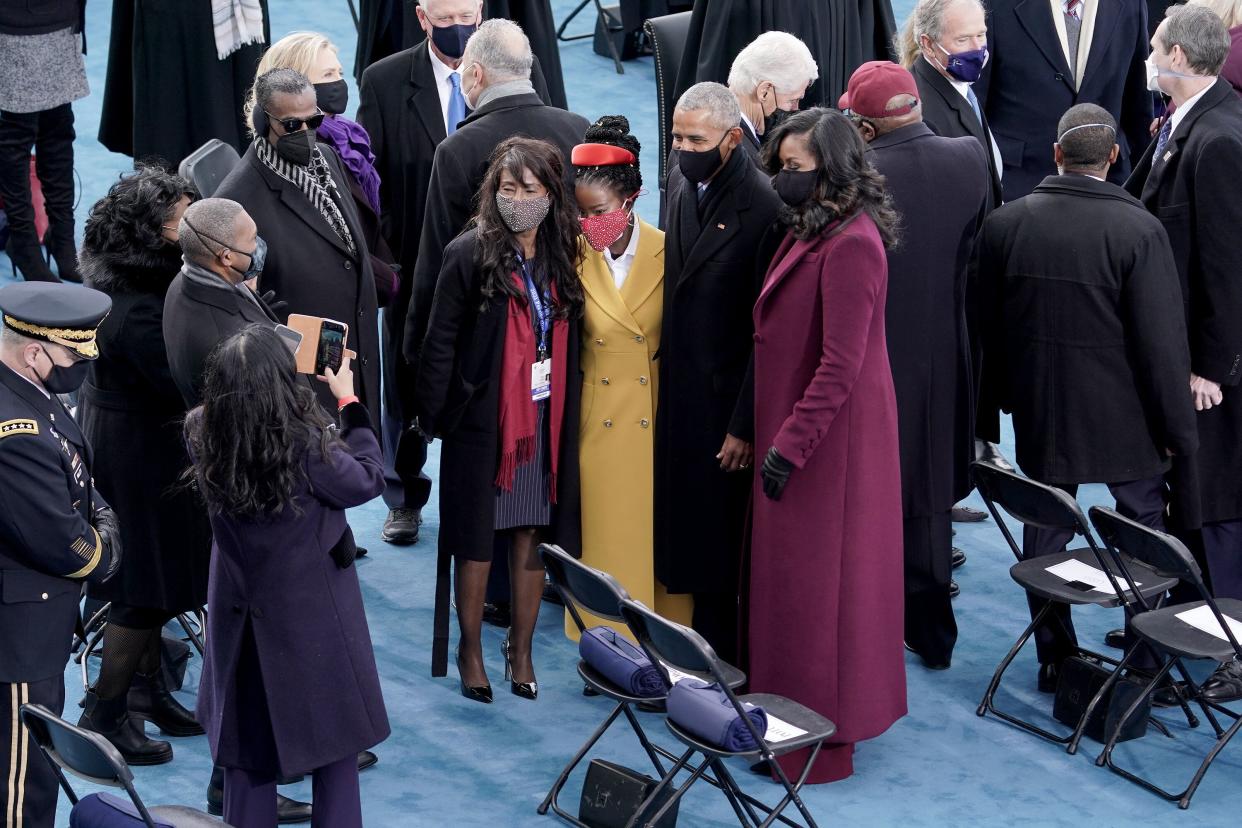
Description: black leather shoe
xmin=78 ymin=690 xmax=173 ymax=765
xmin=949 ymin=580 xmax=960 ymax=598
xmin=542 ymin=581 xmax=563 ymax=605
xmin=951 ymin=506 xmax=988 ymax=523
xmin=1202 ymin=660 xmax=1242 ymax=703
xmin=381 ymin=508 xmax=421 ymax=545
xmin=482 ymin=601 xmax=511 ymax=628
xmin=1103 ymin=628 xmax=1126 ymax=650
xmin=208 ymin=788 xmax=312 ymax=824
xmin=1038 ymin=663 xmax=1060 ymax=694
xmin=975 ymin=440 xmax=1014 ymax=471
xmin=904 ymin=641 xmax=951 ymax=670
xmin=456 ymin=648 xmax=493 ymax=704
xmin=355 ymin=546 xmax=369 ymax=559
xmin=1152 ymin=681 xmax=1190 ymax=709
xmin=358 ymin=750 xmax=378 ymax=772
xmin=128 ymin=670 xmax=205 ymax=736
xmin=951 ymin=547 xmax=967 ymax=569
xmin=502 ymin=637 xmax=538 ymax=700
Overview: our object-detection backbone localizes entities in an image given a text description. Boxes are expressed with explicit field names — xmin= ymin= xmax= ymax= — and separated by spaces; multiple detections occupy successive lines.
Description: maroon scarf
xmin=495 ymin=272 xmax=569 ymax=501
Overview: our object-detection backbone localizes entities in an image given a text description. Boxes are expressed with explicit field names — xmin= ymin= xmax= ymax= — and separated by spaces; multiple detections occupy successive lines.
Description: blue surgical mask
xmin=937 ymin=43 xmax=989 ymax=84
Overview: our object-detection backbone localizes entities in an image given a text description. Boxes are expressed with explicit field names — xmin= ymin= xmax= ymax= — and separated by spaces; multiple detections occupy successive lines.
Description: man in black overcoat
xmin=402 ymin=19 xmax=589 ymax=367
xmin=1125 ymin=5 xmax=1242 ymax=700
xmin=358 ymin=1 xmax=556 ymax=545
xmin=975 ymin=103 xmax=1197 ymax=691
xmin=653 ymin=82 xmax=781 ymax=664
xmin=847 ymin=62 xmax=989 ymax=669
xmin=215 ymin=69 xmax=381 ymax=422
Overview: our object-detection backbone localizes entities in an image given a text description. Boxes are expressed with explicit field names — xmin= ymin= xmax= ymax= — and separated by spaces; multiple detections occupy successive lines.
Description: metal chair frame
xmin=73 ymin=603 xmax=207 ymax=691
xmin=556 ymin=0 xmax=625 ymax=73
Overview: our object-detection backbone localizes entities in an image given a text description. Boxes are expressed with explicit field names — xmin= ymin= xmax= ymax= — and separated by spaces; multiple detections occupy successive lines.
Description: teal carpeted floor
xmin=2 ymin=1 xmax=1237 ymax=825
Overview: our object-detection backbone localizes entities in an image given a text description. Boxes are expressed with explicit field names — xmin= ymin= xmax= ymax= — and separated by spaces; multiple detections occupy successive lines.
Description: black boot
xmin=4 ymin=232 xmax=57 ymax=282
xmin=128 ymin=669 xmax=205 ymax=737
xmin=32 ymin=103 xmax=79 ymax=282
xmin=44 ymin=221 xmax=80 ymax=283
xmin=207 ymin=766 xmax=313 ymax=824
xmin=78 ymin=689 xmax=173 ymax=766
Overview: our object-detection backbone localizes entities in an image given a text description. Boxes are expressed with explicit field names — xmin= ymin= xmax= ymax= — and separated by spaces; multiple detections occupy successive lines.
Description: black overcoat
xmin=912 ymin=57 xmax=1003 ymax=211
xmin=215 ymin=143 xmax=382 ymax=421
xmin=78 ymin=245 xmax=210 ymax=615
xmin=974 ymin=174 xmax=1198 ymax=485
xmin=1125 ymin=78 xmax=1242 ymax=527
xmin=402 ymin=92 xmax=590 ymax=366
xmin=653 ymin=147 xmax=782 ymax=594
xmin=162 ymin=268 xmax=280 ymax=409
xmin=98 ymin=0 xmax=269 ymax=165
xmin=415 ymin=229 xmax=581 ymax=674
xmin=867 ymin=123 xmax=987 ymax=514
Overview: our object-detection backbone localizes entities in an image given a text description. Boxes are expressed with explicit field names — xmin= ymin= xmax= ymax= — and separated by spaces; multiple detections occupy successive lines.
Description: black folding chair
xmin=556 ymin=0 xmax=625 ymax=73
xmin=1088 ymin=507 xmax=1242 ymax=809
xmin=537 ymin=544 xmax=744 ymax=826
xmin=620 ymin=599 xmax=834 ymax=828
xmin=972 ymin=462 xmax=1179 ymax=745
xmin=176 ymin=138 xmax=241 ymax=198
xmin=73 ymin=603 xmax=206 ymax=691
xmin=19 ymin=703 xmax=225 ymax=827
xmin=642 ymin=10 xmax=693 ymax=228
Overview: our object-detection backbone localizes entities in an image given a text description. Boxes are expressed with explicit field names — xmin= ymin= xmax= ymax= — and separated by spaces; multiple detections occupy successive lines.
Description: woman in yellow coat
xmin=567 ymin=116 xmax=693 ymax=638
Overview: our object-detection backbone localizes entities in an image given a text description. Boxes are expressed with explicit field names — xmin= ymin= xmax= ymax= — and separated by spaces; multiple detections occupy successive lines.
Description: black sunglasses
xmin=266 ymin=109 xmax=325 ymax=133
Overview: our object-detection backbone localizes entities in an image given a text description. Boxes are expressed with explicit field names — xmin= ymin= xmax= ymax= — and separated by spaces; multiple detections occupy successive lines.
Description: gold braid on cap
xmin=3 ymin=314 xmax=101 ymax=358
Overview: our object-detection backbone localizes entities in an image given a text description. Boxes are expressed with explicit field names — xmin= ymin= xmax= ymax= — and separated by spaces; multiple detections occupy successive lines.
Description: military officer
xmin=0 ymin=282 xmax=122 ymax=828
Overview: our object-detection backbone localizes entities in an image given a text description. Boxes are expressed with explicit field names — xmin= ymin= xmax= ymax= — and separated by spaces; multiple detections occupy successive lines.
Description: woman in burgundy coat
xmin=749 ymin=108 xmax=907 ymax=784
xmin=186 ymin=325 xmax=389 ymax=828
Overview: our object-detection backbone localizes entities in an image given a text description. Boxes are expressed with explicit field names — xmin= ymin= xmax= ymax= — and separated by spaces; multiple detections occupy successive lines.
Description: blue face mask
xmin=938 ymin=43 xmax=989 ymax=84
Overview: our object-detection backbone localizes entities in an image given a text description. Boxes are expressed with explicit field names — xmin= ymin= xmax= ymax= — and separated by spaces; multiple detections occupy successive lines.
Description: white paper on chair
xmin=1175 ymin=605 xmax=1242 ymax=642
xmin=1044 ymin=559 xmax=1137 ymax=595
xmin=662 ymin=663 xmax=695 ymax=685
xmin=765 ymin=714 xmax=808 ymax=743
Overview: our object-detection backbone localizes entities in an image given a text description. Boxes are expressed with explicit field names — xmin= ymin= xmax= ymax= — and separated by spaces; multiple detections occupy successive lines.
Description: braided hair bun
xmin=575 ymin=115 xmax=642 ymax=196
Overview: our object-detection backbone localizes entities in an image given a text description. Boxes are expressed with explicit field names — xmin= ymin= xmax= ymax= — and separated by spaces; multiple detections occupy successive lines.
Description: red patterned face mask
xmin=579 ymin=198 xmax=635 ymax=252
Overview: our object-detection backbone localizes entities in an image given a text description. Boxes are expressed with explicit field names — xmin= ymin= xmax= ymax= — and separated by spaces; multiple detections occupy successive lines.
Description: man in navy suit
xmin=976 ymin=0 xmax=1154 ymax=200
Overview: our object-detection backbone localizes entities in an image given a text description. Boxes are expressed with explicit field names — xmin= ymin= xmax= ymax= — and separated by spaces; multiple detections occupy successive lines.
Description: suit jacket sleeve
xmin=727 ymin=220 xmax=782 ymax=441
xmin=969 ymin=220 xmax=1009 ymax=413
xmin=414 ymin=238 xmax=473 ymax=433
xmin=1120 ymin=5 xmax=1156 ymax=166
xmin=306 ymin=404 xmax=386 ymax=509
xmin=121 ymin=298 xmax=181 ymax=403
xmin=1191 ymin=134 xmax=1242 ymax=385
xmin=771 ymin=233 xmax=886 ymax=469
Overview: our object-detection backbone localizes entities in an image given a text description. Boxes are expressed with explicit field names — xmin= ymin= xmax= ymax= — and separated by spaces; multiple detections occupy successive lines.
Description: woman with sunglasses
xmin=216 ymin=68 xmax=383 ymax=422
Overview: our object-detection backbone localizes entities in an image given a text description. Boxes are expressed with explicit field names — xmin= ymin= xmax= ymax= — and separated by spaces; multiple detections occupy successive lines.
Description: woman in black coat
xmin=416 ymin=137 xmax=582 ymax=701
xmin=77 ymin=166 xmax=208 ymax=764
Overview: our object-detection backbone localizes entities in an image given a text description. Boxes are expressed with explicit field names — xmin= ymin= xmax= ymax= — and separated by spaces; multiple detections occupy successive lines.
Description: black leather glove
xmin=760 ymin=447 xmax=794 ymax=502
xmin=94 ymin=506 xmax=123 ymax=581
xmin=259 ymin=289 xmax=289 ymax=317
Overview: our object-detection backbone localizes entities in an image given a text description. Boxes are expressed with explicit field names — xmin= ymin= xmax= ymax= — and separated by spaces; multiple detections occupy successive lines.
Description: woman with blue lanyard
xmin=416 ymin=137 xmax=584 ymax=703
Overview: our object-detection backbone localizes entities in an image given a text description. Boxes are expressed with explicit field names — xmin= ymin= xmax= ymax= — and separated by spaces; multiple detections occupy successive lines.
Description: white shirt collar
xmin=603 ymin=218 xmax=640 ymax=289
xmin=1168 ymin=81 xmax=1216 ymax=139
xmin=428 ymin=45 xmax=460 ymax=131
xmin=739 ymin=111 xmax=758 ymax=138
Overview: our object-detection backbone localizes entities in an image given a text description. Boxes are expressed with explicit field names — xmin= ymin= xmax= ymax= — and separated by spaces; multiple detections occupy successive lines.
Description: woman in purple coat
xmin=749 ymin=108 xmax=907 ymax=784
xmin=185 ymin=325 xmax=389 ymax=828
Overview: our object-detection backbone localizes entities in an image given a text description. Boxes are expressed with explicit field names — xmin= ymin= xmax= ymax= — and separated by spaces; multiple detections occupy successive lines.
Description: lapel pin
xmin=717 ymin=223 xmax=726 ymax=230
xmin=1163 ymin=151 xmax=1173 ymax=162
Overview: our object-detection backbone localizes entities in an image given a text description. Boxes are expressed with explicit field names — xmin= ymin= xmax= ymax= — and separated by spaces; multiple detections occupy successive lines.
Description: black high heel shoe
xmin=501 ymin=637 xmax=538 ymax=700
xmin=456 ymin=646 xmax=492 ymax=704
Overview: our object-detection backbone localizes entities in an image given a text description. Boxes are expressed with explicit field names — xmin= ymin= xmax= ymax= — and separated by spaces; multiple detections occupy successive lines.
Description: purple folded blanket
xmin=667 ymin=678 xmax=768 ymax=751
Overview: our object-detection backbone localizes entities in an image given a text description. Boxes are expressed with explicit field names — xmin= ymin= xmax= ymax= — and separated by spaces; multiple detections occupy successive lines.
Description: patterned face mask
xmin=495 ymin=192 xmax=551 ymax=233
xmin=579 ymin=201 xmax=633 ymax=252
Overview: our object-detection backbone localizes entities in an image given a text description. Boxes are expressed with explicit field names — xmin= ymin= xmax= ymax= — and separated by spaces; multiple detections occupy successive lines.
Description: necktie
xmin=1064 ymin=0 xmax=1082 ymax=77
xmin=1153 ymin=117 xmax=1173 ymax=164
xmin=447 ymin=72 xmax=467 ymax=135
xmin=966 ymin=85 xmax=983 ymax=126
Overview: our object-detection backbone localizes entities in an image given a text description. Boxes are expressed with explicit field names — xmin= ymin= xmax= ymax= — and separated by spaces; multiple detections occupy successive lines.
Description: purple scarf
xmin=316 ymin=115 xmax=382 ymax=214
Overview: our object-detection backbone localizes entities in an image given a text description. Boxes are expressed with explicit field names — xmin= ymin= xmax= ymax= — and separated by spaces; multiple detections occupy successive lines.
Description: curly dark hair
xmin=573 ymin=115 xmax=643 ymax=197
xmin=473 ymin=137 xmax=584 ymax=319
xmin=184 ymin=325 xmax=341 ymax=519
xmin=82 ymin=164 xmax=197 ymax=259
xmin=761 ymin=108 xmax=900 ymax=248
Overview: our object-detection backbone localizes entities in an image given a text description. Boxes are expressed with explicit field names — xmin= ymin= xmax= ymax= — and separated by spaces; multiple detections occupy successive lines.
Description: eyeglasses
xmin=265 ymin=109 xmax=325 ymax=134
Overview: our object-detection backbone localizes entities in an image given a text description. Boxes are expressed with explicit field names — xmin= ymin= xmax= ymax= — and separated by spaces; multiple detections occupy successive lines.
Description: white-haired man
xmin=726 ymin=31 xmax=819 ymax=163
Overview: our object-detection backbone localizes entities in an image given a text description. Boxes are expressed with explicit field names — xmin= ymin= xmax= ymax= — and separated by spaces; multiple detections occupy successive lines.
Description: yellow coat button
xmin=635 ymin=335 xmax=644 ymax=343
xmin=639 ymin=376 xmax=648 ymax=385
xmin=640 ymin=419 xmax=650 ymax=428
xmin=601 ymin=377 xmax=610 ymax=385
xmin=594 ymin=338 xmax=605 ymax=345
xmin=604 ymin=419 xmax=613 ymax=428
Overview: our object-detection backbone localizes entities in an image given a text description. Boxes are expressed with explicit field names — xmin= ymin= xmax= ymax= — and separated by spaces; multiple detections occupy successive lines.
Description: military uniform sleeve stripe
xmin=0 ymin=420 xmax=38 ymax=440
xmin=64 ymin=528 xmax=103 ymax=580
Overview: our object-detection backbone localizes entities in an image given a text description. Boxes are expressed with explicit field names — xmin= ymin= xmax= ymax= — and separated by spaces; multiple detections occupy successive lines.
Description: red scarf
xmin=495 ymin=271 xmax=568 ymax=501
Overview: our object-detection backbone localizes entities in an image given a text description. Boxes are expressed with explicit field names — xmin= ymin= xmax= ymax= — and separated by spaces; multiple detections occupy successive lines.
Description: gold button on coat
xmin=603 ymin=419 xmax=613 ymax=428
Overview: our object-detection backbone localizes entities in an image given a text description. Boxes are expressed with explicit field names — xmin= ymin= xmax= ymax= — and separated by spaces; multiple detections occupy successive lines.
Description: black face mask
xmin=313 ymin=79 xmax=348 ymax=115
xmin=275 ymin=129 xmax=315 ymax=167
xmin=38 ymin=346 xmax=90 ymax=394
xmin=772 ymin=169 xmax=817 ymax=207
xmin=763 ymin=107 xmax=796 ymax=138
xmin=431 ymin=22 xmax=476 ymax=60
xmin=677 ymin=134 xmax=728 ymax=185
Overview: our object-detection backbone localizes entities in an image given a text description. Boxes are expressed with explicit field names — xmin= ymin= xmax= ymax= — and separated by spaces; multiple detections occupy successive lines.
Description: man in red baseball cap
xmin=838 ymin=60 xmax=921 ymax=122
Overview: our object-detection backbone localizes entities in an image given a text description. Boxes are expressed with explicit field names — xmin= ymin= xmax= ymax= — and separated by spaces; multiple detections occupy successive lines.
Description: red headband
xmin=571 ymin=143 xmax=637 ymax=167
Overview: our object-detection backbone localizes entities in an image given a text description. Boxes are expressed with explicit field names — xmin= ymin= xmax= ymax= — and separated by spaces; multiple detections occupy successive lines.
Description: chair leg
xmin=1097 ymin=657 xmax=1172 ymax=768
xmin=637 ymin=754 xmax=716 ymax=828
xmin=592 ymin=0 xmax=626 ymax=74
xmin=538 ymin=701 xmax=624 ymax=819
xmin=176 ymin=612 xmax=205 ymax=658
xmin=1179 ymin=711 xmax=1242 ymax=809
xmin=555 ymin=0 xmax=593 ymax=39
xmin=977 ymin=605 xmax=1049 ymax=719
xmin=708 ymin=758 xmax=758 ymax=827
xmin=1168 ymin=659 xmax=1201 ymax=730
xmin=621 ymin=703 xmax=668 ymax=778
xmin=623 ymin=747 xmax=694 ymax=828
xmin=760 ymin=742 xmax=824 ymax=828
xmin=1068 ymin=647 xmax=1136 ymax=755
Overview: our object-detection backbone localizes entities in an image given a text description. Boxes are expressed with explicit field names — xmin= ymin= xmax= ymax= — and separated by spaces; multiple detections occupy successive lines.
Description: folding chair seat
xmin=537 ymin=544 xmax=745 ymax=826
xmin=1088 ymin=507 xmax=1242 ymax=809
xmin=972 ymin=462 xmax=1179 ymax=745
xmin=19 ymin=703 xmax=230 ymax=827
xmin=620 ymin=599 xmax=835 ymax=828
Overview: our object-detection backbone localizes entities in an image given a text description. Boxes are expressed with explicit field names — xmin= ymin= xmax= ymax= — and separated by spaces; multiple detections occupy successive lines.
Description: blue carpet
xmin=4 ymin=1 xmax=1236 ymax=825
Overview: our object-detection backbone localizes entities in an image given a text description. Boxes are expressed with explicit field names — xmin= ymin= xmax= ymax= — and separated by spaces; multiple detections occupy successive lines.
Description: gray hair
xmin=253 ymin=68 xmax=313 ymax=117
xmin=1160 ymin=3 xmax=1231 ymax=75
xmin=0 ymin=325 xmax=36 ymax=351
xmin=727 ymin=32 xmax=819 ymax=95
xmin=1056 ymin=103 xmax=1117 ymax=169
xmin=675 ymin=82 xmax=743 ymax=132
xmin=905 ymin=0 xmax=986 ymax=53
xmin=462 ymin=19 xmax=533 ymax=81
xmin=179 ymin=198 xmax=247 ymax=266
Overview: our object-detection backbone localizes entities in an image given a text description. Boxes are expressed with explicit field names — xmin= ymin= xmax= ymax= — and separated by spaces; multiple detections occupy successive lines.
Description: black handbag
xmin=579 ymin=759 xmax=679 ymax=828
xmin=1052 ymin=655 xmax=1150 ymax=744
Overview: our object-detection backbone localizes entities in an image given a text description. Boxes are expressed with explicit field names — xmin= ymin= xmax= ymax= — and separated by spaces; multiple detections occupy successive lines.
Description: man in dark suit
xmin=725 ymin=31 xmax=819 ymax=165
xmin=402 ymin=19 xmax=589 ymax=367
xmin=845 ymin=61 xmax=989 ymax=669
xmin=0 ymin=283 xmax=122 ymax=828
xmin=976 ymin=0 xmax=1154 ymax=201
xmin=976 ymin=103 xmax=1197 ymax=691
xmin=216 ymin=69 xmax=381 ymax=423
xmin=653 ymin=82 xmax=782 ymax=664
xmin=1125 ymin=4 xmax=1242 ymax=701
